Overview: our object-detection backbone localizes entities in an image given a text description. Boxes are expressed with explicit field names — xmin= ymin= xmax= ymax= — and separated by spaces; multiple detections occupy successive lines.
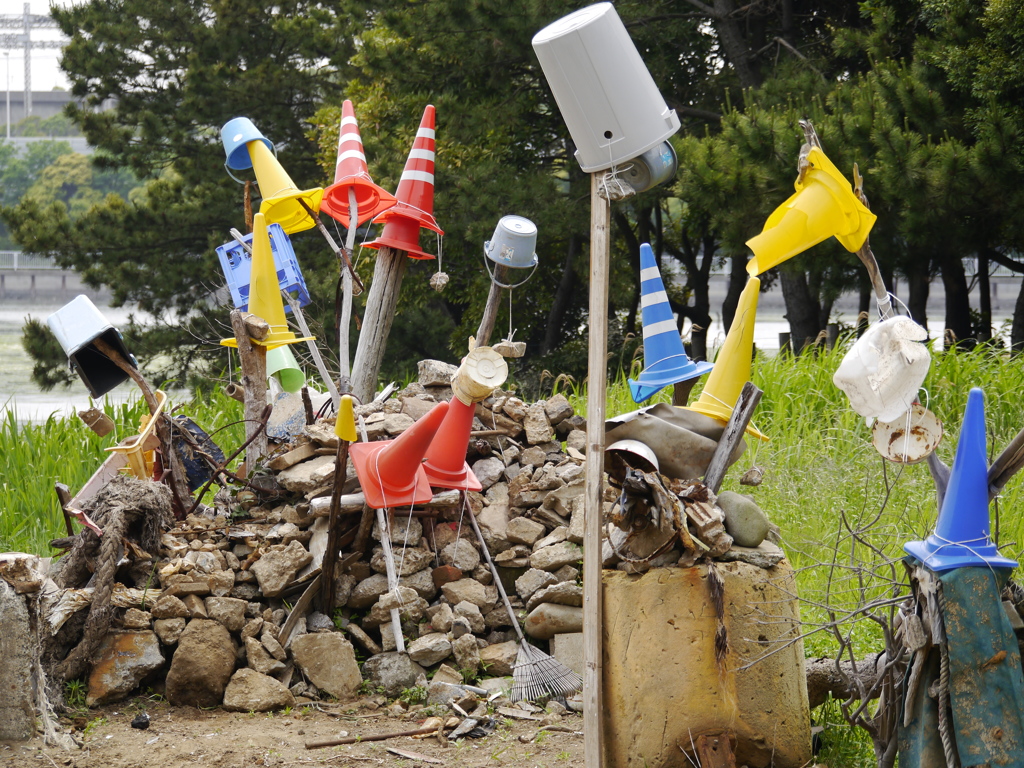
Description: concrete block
xmin=601 ymin=561 xmax=811 ymax=768
xmin=551 ymin=631 xmax=583 ymax=676
xmin=0 ymin=580 xmax=34 ymax=740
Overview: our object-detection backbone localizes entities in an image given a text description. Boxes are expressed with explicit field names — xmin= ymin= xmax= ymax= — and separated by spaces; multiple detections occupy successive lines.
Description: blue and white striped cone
xmin=628 ymin=243 xmax=713 ymax=403
xmin=905 ymin=388 xmax=1017 ymax=572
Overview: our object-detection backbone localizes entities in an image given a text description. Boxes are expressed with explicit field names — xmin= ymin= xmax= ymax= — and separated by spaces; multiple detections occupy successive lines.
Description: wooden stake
xmin=350 ymin=245 xmax=409 ymax=403
xmin=703 ymin=381 xmax=763 ymax=495
xmin=584 ymin=172 xmax=609 ymax=767
xmin=474 ymin=264 xmax=510 ymax=348
xmin=318 ymin=439 xmax=350 ymax=614
xmin=229 ymin=309 xmax=269 ymax=470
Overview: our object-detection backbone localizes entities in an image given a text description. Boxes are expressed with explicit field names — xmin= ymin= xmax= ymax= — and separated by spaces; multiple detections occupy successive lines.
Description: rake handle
xmin=464 ymin=497 xmax=526 ymax=643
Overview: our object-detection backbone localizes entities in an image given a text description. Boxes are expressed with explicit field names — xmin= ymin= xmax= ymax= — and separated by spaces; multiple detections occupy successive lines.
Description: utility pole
xmin=0 ymin=3 xmax=65 ymax=119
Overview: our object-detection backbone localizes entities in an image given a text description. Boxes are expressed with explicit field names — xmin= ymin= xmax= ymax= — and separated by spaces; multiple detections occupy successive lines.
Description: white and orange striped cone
xmin=320 ymin=100 xmax=398 ymax=230
xmin=362 ymin=104 xmax=443 ymax=260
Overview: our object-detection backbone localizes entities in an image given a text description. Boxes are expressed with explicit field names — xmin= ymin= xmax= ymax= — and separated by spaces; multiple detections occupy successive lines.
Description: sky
xmin=1 ymin=0 xmax=82 ymax=93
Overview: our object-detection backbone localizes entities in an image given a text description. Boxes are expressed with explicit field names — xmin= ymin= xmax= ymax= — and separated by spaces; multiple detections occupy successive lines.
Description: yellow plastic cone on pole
xmin=684 ymin=277 xmax=768 ymax=441
xmin=335 ymin=395 xmax=357 ymax=443
xmin=248 ymin=140 xmax=324 ymax=235
xmin=221 ymin=213 xmax=313 ymax=350
xmin=746 ymin=147 xmax=876 ymax=276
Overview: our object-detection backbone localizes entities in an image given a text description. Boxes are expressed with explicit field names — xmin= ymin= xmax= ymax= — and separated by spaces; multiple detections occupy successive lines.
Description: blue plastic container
xmin=216 ymin=223 xmax=310 ymax=313
xmin=221 ymin=117 xmax=274 ymax=171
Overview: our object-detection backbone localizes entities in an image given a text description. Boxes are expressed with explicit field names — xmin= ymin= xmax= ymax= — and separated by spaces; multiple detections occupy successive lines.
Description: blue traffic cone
xmin=905 ymin=388 xmax=1017 ymax=571
xmin=628 ymin=243 xmax=713 ymax=403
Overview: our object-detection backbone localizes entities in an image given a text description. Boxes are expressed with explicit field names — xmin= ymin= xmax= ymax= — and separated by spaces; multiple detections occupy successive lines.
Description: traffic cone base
xmin=349 ymin=401 xmax=450 ymax=509
xmin=248 ymin=140 xmax=323 ymax=235
xmin=423 ymin=397 xmax=483 ymax=492
xmin=363 ymin=215 xmax=440 ymax=260
xmin=683 ymin=276 xmax=768 ymax=441
xmin=904 ymin=388 xmax=1018 ymax=572
xmin=630 ymin=243 xmax=713 ymax=403
xmin=746 ymin=146 xmax=876 ymax=276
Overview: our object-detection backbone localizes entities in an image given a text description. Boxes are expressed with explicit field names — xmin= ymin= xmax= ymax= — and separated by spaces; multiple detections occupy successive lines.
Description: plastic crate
xmin=216 ymin=223 xmax=311 ymax=313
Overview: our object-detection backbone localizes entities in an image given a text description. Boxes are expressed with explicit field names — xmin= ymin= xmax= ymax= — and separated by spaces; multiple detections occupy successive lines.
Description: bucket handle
xmin=223 ymin=142 xmax=279 ymax=185
xmin=484 ymin=251 xmax=537 ymax=289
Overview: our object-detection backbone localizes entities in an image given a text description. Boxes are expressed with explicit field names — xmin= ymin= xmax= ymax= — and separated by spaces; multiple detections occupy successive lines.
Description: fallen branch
xmin=305 ymin=725 xmax=440 ymax=749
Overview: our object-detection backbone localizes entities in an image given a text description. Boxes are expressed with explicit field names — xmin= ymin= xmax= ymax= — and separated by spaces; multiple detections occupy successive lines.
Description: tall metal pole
xmin=583 ymin=172 xmax=609 ymax=767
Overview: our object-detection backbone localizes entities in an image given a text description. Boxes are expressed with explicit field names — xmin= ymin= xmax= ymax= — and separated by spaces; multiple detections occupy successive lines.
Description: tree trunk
xmin=977 ymin=252 xmax=992 ymax=341
xmin=940 ymin=254 xmax=973 ymax=347
xmin=711 ymin=0 xmax=762 ymax=88
xmin=723 ymin=255 xmax=747 ymax=333
xmin=857 ymin=281 xmax=870 ymax=335
xmin=906 ymin=265 xmax=930 ymax=329
xmin=780 ymin=270 xmax=820 ymax=354
xmin=542 ymin=236 xmax=580 ymax=356
xmin=1012 ymin=278 xmax=1024 ymax=353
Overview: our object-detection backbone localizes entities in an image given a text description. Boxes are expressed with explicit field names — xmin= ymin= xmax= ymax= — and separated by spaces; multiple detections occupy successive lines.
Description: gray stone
xmin=524 ymin=403 xmax=553 ymax=444
xmin=407 ymin=633 xmax=453 ymax=666
xmin=251 ymin=540 xmax=313 ymax=598
xmin=470 ymin=457 xmax=505 ymax=491
xmin=377 ymin=586 xmax=420 ymax=611
xmin=165 ymin=620 xmax=236 ymax=707
xmin=551 ymin=632 xmax=584 ymax=676
xmin=483 ymin=605 xmax=516 ymax=629
xmin=418 ymin=359 xmax=458 ymax=387
xmin=384 ymin=412 xmax=415 ymax=435
xmin=276 ymin=454 xmax=337 ymax=493
xmin=222 ymin=668 xmax=295 ymax=712
xmin=123 ymin=608 xmax=152 ymax=630
xmin=519 ymin=445 xmax=547 ymax=468
xmin=530 ymin=541 xmax=583 ymax=572
xmin=205 ymin=597 xmax=247 ymax=632
xmin=208 ymin=569 xmax=235 ymax=597
xmin=332 ymin=572 xmax=358 ymax=608
xmin=526 ymin=581 xmax=584 ymax=612
xmin=372 ymin=546 xmax=433 ymax=576
xmin=533 ymin=526 xmax=568 ymax=552
xmin=433 ymin=663 xmax=464 ymax=686
xmin=515 ymin=567 xmax=558 ymax=601
xmin=153 ymin=617 xmax=186 ymax=646
xmin=453 ymin=601 xmax=486 ymax=634
xmin=150 ymin=593 xmax=189 ymax=619
xmin=401 ymin=396 xmax=437 ymax=421
xmin=87 ymin=631 xmax=165 ymax=706
xmin=524 ymin=603 xmax=583 ymax=640
xmin=544 ymin=394 xmax=575 ymax=425
xmin=362 ymin=652 xmax=427 ymax=698
xmin=717 ymin=540 xmax=786 ymax=569
xmin=479 ymin=640 xmax=519 ymax=677
xmin=451 ymin=616 xmax=472 ymax=639
xmin=398 ymin=568 xmax=438 ymax=601
xmin=495 ymin=544 xmax=532 ymax=565
xmin=441 ymin=578 xmax=490 ymax=609
xmin=261 ymin=630 xmax=287 ymax=662
xmin=567 ymin=499 xmax=585 ymax=544
xmin=367 ymin=594 xmax=429 ymax=627
xmin=506 ymin=517 xmax=547 ymax=546
xmin=501 ymin=397 xmax=528 ymax=421
xmin=280 ymin=504 xmax=315 ymax=528
xmin=0 ymin=581 xmax=34 ymax=740
xmin=441 ymin=540 xmax=480 ymax=572
xmin=553 ymin=564 xmax=580 ymax=583
xmin=349 ymin=573 xmax=390 ymax=609
xmin=566 ymin=429 xmax=587 ymax=454
xmin=451 ymin=633 xmax=481 ymax=673
xmin=373 ymin=515 xmax=422 ymax=545
xmin=291 ymin=633 xmax=362 ymax=699
xmin=427 ymin=681 xmax=473 ymax=706
xmin=430 ymin=602 xmax=454 ymax=633
xmin=718 ymin=491 xmax=771 ymax=548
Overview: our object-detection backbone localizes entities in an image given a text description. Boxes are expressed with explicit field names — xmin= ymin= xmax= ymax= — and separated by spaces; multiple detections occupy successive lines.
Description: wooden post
xmin=703 ymin=382 xmax=763 ymax=495
xmin=350 ymin=245 xmax=408 ymax=403
xmin=584 ymin=172 xmax=609 ymax=767
xmin=318 ymin=440 xmax=350 ymax=614
xmin=229 ymin=309 xmax=269 ymax=470
xmin=474 ymin=264 xmax=510 ymax=348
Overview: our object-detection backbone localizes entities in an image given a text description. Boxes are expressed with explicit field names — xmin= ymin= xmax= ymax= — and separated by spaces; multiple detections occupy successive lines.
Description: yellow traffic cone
xmin=335 ymin=395 xmax=357 ymax=442
xmin=684 ymin=277 xmax=768 ymax=441
xmin=746 ymin=146 xmax=876 ymax=276
xmin=221 ymin=213 xmax=313 ymax=350
xmin=248 ymin=140 xmax=324 ymax=235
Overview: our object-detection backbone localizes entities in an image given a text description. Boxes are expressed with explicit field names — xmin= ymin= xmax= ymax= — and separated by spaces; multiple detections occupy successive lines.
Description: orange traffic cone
xmin=362 ymin=105 xmax=443 ymax=260
xmin=248 ymin=139 xmax=324 ymax=236
xmin=221 ymin=213 xmax=314 ymax=350
xmin=320 ymin=100 xmax=398 ymax=230
xmin=423 ymin=397 xmax=482 ymax=492
xmin=349 ymin=400 xmax=450 ymax=509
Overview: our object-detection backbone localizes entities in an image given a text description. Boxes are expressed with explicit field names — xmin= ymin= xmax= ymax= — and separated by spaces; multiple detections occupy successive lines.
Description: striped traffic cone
xmin=362 ymin=105 xmax=443 ymax=260
xmin=629 ymin=243 xmax=713 ymax=403
xmin=684 ymin=277 xmax=768 ymax=441
xmin=319 ymin=100 xmax=397 ymax=230
xmin=349 ymin=401 xmax=450 ymax=509
xmin=905 ymin=388 xmax=1017 ymax=572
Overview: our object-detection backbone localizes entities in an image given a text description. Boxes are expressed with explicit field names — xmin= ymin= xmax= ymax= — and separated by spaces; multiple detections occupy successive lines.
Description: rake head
xmin=511 ymin=639 xmax=582 ymax=702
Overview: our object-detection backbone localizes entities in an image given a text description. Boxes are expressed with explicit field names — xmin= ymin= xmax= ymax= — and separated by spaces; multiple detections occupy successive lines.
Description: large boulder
xmin=362 ymin=652 xmax=427 ymax=698
xmin=250 ymin=541 xmax=312 ymax=598
xmin=165 ymin=620 xmax=236 ymax=707
xmin=222 ymin=669 xmax=295 ymax=712
xmin=291 ymin=633 xmax=362 ymax=699
xmin=87 ymin=631 xmax=164 ymax=706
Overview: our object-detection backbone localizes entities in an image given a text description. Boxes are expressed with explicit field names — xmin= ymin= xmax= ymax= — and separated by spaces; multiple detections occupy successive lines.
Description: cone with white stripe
xmin=362 ymin=105 xmax=443 ymax=260
xmin=684 ymin=276 xmax=768 ymax=441
xmin=628 ymin=243 xmax=713 ymax=403
xmin=320 ymin=100 xmax=397 ymax=229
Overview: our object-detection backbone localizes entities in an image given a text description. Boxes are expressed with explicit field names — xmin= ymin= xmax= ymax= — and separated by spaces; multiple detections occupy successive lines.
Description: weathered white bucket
xmin=452 ymin=346 xmax=508 ymax=405
xmin=871 ymin=403 xmax=943 ymax=464
xmin=833 ymin=316 xmax=930 ymax=422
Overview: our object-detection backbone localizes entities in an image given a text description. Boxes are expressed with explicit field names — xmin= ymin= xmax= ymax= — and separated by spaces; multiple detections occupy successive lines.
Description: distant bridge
xmin=0 ymin=251 xmax=109 ymax=302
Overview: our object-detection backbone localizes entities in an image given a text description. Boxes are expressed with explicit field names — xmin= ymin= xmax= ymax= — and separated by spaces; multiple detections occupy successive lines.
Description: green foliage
xmin=398 ymin=686 xmax=427 ymax=706
xmin=64 ymin=679 xmax=87 ymax=711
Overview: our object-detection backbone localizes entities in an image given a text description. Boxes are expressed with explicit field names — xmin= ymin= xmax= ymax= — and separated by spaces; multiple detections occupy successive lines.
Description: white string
xmin=918 ymin=533 xmax=1004 ymax=579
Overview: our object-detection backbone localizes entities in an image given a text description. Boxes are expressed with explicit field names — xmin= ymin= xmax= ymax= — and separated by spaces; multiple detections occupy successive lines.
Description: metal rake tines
xmin=511 ymin=641 xmax=583 ymax=701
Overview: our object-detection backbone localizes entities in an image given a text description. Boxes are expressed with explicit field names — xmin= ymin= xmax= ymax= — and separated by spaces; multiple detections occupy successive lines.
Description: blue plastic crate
xmin=216 ymin=223 xmax=311 ymax=313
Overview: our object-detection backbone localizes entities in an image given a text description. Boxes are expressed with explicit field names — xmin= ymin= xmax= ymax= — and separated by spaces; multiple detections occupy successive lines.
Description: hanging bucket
xmin=451 ymin=346 xmax=508 ymax=405
xmin=486 ymin=216 xmax=538 ymax=269
xmin=221 ymin=117 xmax=274 ymax=171
xmin=833 ymin=316 xmax=930 ymax=423
xmin=871 ymin=403 xmax=943 ymax=464
xmin=47 ymin=295 xmax=138 ymax=398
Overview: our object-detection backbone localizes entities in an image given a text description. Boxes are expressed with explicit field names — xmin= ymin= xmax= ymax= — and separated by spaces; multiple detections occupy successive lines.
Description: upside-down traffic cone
xmin=684 ymin=277 xmax=768 ymax=441
xmin=362 ymin=105 xmax=443 ymax=260
xmin=220 ymin=213 xmax=313 ymax=350
xmin=320 ymin=100 xmax=398 ymax=230
xmin=349 ymin=400 xmax=450 ymax=509
xmin=247 ymin=140 xmax=325 ymax=235
xmin=423 ymin=397 xmax=483 ymax=492
xmin=746 ymin=146 xmax=876 ymax=276
xmin=905 ymin=388 xmax=1017 ymax=571
xmin=629 ymin=243 xmax=713 ymax=403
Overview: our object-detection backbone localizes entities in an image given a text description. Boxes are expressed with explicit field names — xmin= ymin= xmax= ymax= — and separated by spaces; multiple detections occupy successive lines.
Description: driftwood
xmin=308 ymin=489 xmax=461 ymax=517
xmin=703 ymin=382 xmax=762 ymax=495
xmin=805 ymin=653 xmax=887 ymax=710
xmin=229 ymin=309 xmax=269 ymax=470
xmin=306 ymin=725 xmax=440 ymax=749
xmin=350 ymin=245 xmax=409 ymax=403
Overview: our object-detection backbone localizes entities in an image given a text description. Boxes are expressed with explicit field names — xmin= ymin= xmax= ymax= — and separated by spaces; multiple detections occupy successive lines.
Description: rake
xmin=465 ymin=505 xmax=582 ymax=702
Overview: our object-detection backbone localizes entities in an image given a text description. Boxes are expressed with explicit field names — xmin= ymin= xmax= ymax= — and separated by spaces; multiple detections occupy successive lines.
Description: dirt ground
xmin=0 ymin=699 xmax=585 ymax=768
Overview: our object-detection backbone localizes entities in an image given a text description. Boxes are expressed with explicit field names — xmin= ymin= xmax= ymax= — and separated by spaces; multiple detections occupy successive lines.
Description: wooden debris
xmin=306 ymin=724 xmax=440 ymax=749
xmin=386 ymin=746 xmax=443 ymax=764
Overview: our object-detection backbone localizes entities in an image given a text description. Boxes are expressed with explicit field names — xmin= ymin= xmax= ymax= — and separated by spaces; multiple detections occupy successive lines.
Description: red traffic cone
xmin=423 ymin=397 xmax=482 ymax=492
xmin=362 ymin=105 xmax=443 ymax=260
xmin=320 ymin=100 xmax=398 ymax=230
xmin=349 ymin=401 xmax=450 ymax=509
